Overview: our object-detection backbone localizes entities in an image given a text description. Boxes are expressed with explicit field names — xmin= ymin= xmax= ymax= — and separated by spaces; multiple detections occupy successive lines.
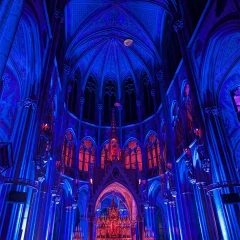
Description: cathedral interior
xmin=0 ymin=0 xmax=240 ymax=239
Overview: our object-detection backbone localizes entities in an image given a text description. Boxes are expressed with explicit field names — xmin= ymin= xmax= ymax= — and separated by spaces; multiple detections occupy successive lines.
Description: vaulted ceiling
xmin=64 ymin=0 xmax=178 ymax=92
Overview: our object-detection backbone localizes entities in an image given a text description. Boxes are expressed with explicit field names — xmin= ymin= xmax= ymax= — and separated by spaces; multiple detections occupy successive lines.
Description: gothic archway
xmin=94 ymin=182 xmax=138 ymax=239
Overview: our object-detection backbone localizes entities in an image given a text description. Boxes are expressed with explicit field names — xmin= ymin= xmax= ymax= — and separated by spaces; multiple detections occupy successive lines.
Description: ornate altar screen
xmin=96 ymin=196 xmax=132 ymax=239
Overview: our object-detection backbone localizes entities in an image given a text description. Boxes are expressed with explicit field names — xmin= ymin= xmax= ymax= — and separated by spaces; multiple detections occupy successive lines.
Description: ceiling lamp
xmin=114 ymin=102 xmax=121 ymax=107
xmin=124 ymin=38 xmax=133 ymax=47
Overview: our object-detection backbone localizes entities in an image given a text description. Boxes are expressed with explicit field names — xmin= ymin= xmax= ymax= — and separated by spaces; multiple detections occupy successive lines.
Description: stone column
xmin=66 ymin=85 xmax=72 ymax=107
xmin=157 ymin=71 xmax=185 ymax=239
xmin=0 ymin=98 xmax=37 ymax=240
xmin=194 ymin=182 xmax=219 ymax=240
xmin=151 ymin=89 xmax=159 ymax=132
xmin=97 ymin=103 xmax=103 ymax=167
xmin=204 ymin=107 xmax=240 ymax=240
xmin=88 ymin=216 xmax=94 ymax=240
xmin=136 ymin=100 xmax=146 ymax=173
xmin=74 ymin=97 xmax=85 ymax=172
xmin=167 ymin=202 xmax=180 ymax=240
xmin=131 ymin=222 xmax=137 ymax=240
xmin=117 ymin=104 xmax=123 ymax=148
xmin=138 ymin=215 xmax=145 ymax=240
xmin=78 ymin=97 xmax=85 ymax=137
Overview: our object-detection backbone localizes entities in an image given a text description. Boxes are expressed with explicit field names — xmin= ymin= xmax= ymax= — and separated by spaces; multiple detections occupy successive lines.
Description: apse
xmin=0 ymin=1 xmax=240 ymax=240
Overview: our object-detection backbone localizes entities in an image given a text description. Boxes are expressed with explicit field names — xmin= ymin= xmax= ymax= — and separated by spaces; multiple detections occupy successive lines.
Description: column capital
xmin=80 ymin=97 xmax=85 ymax=105
xmin=205 ymin=106 xmax=221 ymax=116
xmin=196 ymin=182 xmax=207 ymax=190
xmin=65 ymin=205 xmax=72 ymax=212
xmin=17 ymin=98 xmax=37 ymax=109
xmin=136 ymin=99 xmax=141 ymax=107
xmin=67 ymin=85 xmax=72 ymax=93
xmin=151 ymin=88 xmax=156 ymax=97
xmin=98 ymin=103 xmax=103 ymax=110
xmin=173 ymin=19 xmax=184 ymax=32
xmin=55 ymin=9 xmax=64 ymax=23
xmin=63 ymin=64 xmax=71 ymax=75
xmin=201 ymin=158 xmax=210 ymax=173
xmin=156 ymin=70 xmax=164 ymax=82
xmin=117 ymin=105 xmax=122 ymax=111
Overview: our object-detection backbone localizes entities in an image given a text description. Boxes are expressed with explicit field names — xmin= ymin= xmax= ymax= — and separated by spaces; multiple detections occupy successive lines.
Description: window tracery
xmin=103 ymin=80 xmax=116 ymax=123
xmin=83 ymin=76 xmax=96 ymax=121
xmin=101 ymin=142 xmax=109 ymax=169
xmin=78 ymin=138 xmax=95 ymax=172
xmin=68 ymin=71 xmax=78 ymax=115
xmin=124 ymin=140 xmax=142 ymax=171
xmin=62 ymin=131 xmax=74 ymax=167
xmin=124 ymin=78 xmax=137 ymax=122
xmin=146 ymin=133 xmax=160 ymax=169
xmin=142 ymin=71 xmax=154 ymax=117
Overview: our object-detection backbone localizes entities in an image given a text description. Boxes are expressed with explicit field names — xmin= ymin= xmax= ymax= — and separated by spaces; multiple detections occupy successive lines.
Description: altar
xmin=96 ymin=198 xmax=133 ymax=239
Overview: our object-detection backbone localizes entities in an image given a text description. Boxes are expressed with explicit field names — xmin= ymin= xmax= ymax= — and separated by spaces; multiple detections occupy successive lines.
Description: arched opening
xmin=94 ymin=182 xmax=138 ymax=239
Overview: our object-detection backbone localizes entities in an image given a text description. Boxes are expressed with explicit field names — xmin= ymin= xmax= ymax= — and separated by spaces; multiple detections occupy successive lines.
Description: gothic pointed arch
xmin=100 ymin=140 xmax=109 ymax=169
xmin=94 ymin=182 xmax=138 ymax=222
xmin=123 ymin=76 xmax=137 ymax=123
xmin=62 ymin=130 xmax=75 ymax=168
xmin=103 ymin=79 xmax=117 ymax=124
xmin=145 ymin=131 xmax=161 ymax=169
xmin=141 ymin=71 xmax=154 ymax=118
xmin=123 ymin=138 xmax=142 ymax=171
xmin=68 ymin=69 xmax=80 ymax=115
xmin=83 ymin=75 xmax=96 ymax=121
xmin=78 ymin=137 xmax=96 ymax=172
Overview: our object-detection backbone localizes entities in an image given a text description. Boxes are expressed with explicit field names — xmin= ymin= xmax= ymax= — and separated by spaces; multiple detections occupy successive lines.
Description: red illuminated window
xmin=101 ymin=142 xmax=109 ymax=169
xmin=146 ymin=133 xmax=160 ymax=169
xmin=124 ymin=140 xmax=142 ymax=171
xmin=62 ymin=131 xmax=74 ymax=167
xmin=79 ymin=139 xmax=95 ymax=171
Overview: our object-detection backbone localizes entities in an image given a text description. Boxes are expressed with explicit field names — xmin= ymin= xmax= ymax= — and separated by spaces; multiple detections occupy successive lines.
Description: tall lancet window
xmin=83 ymin=76 xmax=96 ymax=121
xmin=146 ymin=133 xmax=160 ymax=169
xmin=62 ymin=131 xmax=75 ymax=167
xmin=232 ymin=87 xmax=240 ymax=121
xmin=103 ymin=80 xmax=116 ymax=123
xmin=142 ymin=71 xmax=154 ymax=117
xmin=68 ymin=70 xmax=79 ymax=115
xmin=101 ymin=142 xmax=109 ymax=169
xmin=124 ymin=77 xmax=137 ymax=122
xmin=78 ymin=138 xmax=95 ymax=172
xmin=124 ymin=140 xmax=142 ymax=171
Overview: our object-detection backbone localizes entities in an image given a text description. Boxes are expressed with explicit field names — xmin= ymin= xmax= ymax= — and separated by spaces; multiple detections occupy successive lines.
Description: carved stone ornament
xmin=63 ymin=64 xmax=70 ymax=75
xmin=201 ymin=158 xmax=210 ymax=173
xmin=98 ymin=103 xmax=103 ymax=111
xmin=185 ymin=154 xmax=196 ymax=184
xmin=173 ymin=19 xmax=184 ymax=32
xmin=17 ymin=98 xmax=37 ymax=109
xmin=156 ymin=70 xmax=164 ymax=82
xmin=205 ymin=106 xmax=221 ymax=116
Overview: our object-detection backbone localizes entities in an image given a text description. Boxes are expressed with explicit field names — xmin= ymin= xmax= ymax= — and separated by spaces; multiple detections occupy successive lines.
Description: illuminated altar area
xmin=96 ymin=196 xmax=132 ymax=239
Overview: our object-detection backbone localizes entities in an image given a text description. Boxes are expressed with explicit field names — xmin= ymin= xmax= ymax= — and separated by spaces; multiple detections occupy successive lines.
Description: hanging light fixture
xmin=124 ymin=38 xmax=133 ymax=47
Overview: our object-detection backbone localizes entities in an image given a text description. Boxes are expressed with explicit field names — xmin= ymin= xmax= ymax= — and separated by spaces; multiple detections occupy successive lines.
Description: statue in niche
xmin=183 ymin=83 xmax=194 ymax=141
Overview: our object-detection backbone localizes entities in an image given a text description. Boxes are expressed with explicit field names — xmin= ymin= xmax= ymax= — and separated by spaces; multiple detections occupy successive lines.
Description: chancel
xmin=0 ymin=0 xmax=239 ymax=240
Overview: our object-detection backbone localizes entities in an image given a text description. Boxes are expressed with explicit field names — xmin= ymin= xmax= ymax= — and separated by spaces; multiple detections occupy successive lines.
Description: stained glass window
xmin=79 ymin=139 xmax=95 ymax=171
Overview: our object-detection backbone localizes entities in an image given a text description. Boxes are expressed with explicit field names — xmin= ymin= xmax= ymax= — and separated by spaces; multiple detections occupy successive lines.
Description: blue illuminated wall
xmin=0 ymin=1 xmax=239 ymax=240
